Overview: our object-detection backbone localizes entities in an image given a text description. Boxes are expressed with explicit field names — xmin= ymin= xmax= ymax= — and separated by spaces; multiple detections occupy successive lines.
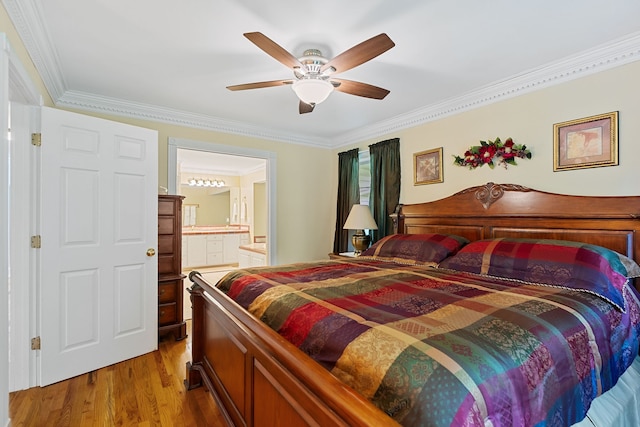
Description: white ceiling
xmin=4 ymin=0 xmax=640 ymax=148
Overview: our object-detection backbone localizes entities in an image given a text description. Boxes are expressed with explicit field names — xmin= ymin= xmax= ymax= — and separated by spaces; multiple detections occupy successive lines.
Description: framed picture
xmin=553 ymin=111 xmax=618 ymax=171
xmin=414 ymin=147 xmax=443 ymax=185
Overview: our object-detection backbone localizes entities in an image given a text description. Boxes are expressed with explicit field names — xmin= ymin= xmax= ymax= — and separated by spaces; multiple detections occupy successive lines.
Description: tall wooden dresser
xmin=158 ymin=195 xmax=187 ymax=340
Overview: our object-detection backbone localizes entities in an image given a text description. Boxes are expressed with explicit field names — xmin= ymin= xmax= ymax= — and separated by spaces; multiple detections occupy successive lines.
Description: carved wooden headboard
xmin=393 ymin=183 xmax=640 ymax=267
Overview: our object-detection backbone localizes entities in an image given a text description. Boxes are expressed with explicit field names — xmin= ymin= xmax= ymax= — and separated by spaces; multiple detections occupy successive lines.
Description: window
xmin=336 ymin=148 xmax=372 ymax=254
xmin=358 ymin=149 xmax=370 ymax=207
xmin=357 ymin=149 xmax=374 ymax=251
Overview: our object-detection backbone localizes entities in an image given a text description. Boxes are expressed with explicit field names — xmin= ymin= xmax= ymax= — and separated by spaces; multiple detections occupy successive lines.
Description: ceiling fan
xmin=227 ymin=32 xmax=395 ymax=114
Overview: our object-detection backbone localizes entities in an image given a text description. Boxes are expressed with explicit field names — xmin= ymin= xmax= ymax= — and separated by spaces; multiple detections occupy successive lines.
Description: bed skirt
xmin=574 ymin=355 xmax=640 ymax=426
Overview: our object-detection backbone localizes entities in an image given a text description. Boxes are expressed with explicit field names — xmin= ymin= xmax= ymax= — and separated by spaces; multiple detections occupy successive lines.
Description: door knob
xmin=147 ymin=248 xmax=156 ymax=257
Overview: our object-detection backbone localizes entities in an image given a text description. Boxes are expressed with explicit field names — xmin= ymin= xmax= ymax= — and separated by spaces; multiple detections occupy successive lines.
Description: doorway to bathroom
xmin=167 ymin=138 xmax=277 ymax=319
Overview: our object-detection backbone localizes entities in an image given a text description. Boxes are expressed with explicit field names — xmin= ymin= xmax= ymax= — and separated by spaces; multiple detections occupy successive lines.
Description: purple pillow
xmin=438 ymin=238 xmax=640 ymax=311
xmin=359 ymin=233 xmax=469 ymax=266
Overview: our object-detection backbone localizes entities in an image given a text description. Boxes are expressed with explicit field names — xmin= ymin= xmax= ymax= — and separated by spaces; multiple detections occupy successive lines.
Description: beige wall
xmin=254 ymin=182 xmax=267 ymax=238
xmin=238 ymin=168 xmax=267 ymax=240
xmin=334 ymin=61 xmax=640 ymax=210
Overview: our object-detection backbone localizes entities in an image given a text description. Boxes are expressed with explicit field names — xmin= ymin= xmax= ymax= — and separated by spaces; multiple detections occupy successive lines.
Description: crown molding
xmin=58 ymin=31 xmax=640 ymax=150
xmin=57 ymin=90 xmax=329 ymax=148
xmin=2 ymin=0 xmax=66 ymax=100
xmin=335 ymin=31 xmax=640 ymax=148
xmin=5 ymin=0 xmax=640 ymax=149
xmin=56 ymin=31 xmax=640 ymax=149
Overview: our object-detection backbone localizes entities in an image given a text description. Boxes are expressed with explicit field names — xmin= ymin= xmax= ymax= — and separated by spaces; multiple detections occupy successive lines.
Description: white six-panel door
xmin=39 ymin=107 xmax=158 ymax=386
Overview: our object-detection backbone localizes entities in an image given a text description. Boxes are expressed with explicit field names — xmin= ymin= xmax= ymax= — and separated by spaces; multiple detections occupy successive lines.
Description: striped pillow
xmin=438 ymin=238 xmax=640 ymax=311
xmin=359 ymin=233 xmax=469 ymax=266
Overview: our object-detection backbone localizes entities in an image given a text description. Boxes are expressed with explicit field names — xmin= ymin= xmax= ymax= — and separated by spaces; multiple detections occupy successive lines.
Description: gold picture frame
xmin=414 ymin=147 xmax=443 ymax=185
xmin=553 ymin=111 xmax=618 ymax=171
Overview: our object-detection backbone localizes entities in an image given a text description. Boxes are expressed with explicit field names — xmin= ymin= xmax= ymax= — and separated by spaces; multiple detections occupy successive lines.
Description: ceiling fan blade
xmin=332 ymin=79 xmax=390 ymax=99
xmin=299 ymin=101 xmax=315 ymax=114
xmin=227 ymin=80 xmax=293 ymax=91
xmin=321 ymin=33 xmax=394 ymax=74
xmin=244 ymin=32 xmax=303 ymax=69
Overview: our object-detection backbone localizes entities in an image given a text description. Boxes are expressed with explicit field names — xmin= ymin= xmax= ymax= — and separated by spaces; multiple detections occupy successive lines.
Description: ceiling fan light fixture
xmin=292 ymin=79 xmax=334 ymax=105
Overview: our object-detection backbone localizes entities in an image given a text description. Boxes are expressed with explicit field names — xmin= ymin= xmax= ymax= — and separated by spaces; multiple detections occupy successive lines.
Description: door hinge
xmin=31 ymin=133 xmax=42 ymax=147
xmin=31 ymin=336 xmax=41 ymax=350
xmin=31 ymin=235 xmax=41 ymax=248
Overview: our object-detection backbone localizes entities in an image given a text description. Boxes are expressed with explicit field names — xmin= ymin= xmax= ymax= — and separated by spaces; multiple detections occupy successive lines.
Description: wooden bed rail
xmin=186 ymin=270 xmax=400 ymax=427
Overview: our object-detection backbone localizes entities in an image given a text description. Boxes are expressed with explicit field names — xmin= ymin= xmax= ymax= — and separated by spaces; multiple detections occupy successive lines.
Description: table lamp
xmin=343 ymin=204 xmax=378 ymax=255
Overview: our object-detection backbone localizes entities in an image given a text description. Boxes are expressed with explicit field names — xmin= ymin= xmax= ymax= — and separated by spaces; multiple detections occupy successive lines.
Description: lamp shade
xmin=343 ymin=205 xmax=378 ymax=230
xmin=292 ymin=79 xmax=334 ymax=105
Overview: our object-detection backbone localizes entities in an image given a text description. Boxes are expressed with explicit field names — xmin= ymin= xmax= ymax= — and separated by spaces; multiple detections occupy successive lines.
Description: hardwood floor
xmin=9 ymin=321 xmax=225 ymax=426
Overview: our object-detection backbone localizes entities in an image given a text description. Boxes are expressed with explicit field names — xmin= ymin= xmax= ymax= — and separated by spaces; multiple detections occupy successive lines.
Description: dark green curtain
xmin=333 ymin=149 xmax=360 ymax=253
xmin=369 ymin=138 xmax=400 ymax=242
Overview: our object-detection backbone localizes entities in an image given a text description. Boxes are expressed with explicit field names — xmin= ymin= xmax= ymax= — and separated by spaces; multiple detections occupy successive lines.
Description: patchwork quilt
xmin=217 ymin=259 xmax=640 ymax=427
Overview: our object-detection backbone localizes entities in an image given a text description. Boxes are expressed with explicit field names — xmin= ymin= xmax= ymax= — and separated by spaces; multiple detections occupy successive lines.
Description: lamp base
xmin=351 ymin=230 xmax=371 ymax=256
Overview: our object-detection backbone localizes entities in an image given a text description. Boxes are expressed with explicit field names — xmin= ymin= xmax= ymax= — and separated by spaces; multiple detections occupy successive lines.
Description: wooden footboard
xmin=185 ymin=271 xmax=399 ymax=427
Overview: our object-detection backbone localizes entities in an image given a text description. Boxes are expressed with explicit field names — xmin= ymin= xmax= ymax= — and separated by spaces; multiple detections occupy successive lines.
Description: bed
xmin=185 ymin=182 xmax=640 ymax=426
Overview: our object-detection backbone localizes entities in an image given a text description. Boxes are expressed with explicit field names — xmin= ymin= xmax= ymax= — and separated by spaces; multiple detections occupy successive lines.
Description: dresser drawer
xmin=158 ymin=217 xmax=175 ymax=235
xmin=158 ymin=302 xmax=177 ymax=325
xmin=158 ymin=234 xmax=175 ymax=255
xmin=158 ymin=255 xmax=177 ymax=274
xmin=158 ymin=199 xmax=176 ymax=216
xmin=158 ymin=281 xmax=178 ymax=304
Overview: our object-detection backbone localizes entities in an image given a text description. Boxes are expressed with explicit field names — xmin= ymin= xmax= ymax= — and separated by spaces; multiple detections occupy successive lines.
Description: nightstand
xmin=329 ymin=252 xmax=358 ymax=260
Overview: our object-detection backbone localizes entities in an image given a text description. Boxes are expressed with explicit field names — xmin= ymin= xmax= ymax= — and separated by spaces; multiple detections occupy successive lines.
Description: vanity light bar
xmin=188 ymin=178 xmax=226 ymax=187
